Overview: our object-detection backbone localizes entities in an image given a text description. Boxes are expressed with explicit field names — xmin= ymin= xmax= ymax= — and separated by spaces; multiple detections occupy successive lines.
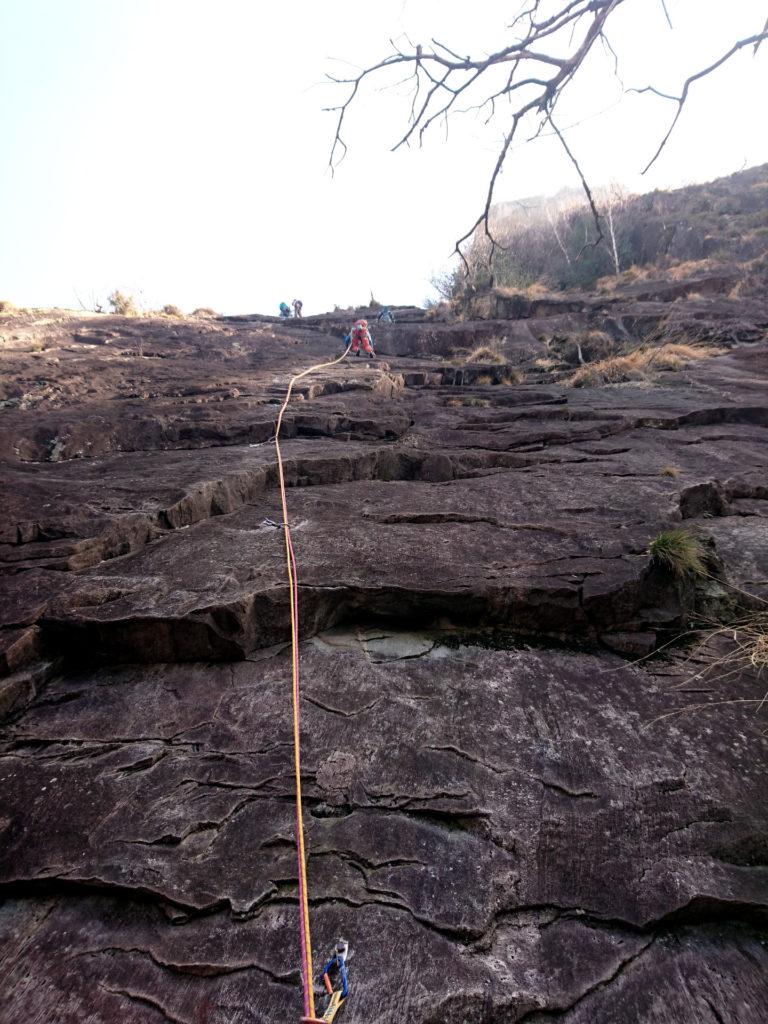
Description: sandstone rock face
xmin=1 ymin=306 xmax=767 ymax=1022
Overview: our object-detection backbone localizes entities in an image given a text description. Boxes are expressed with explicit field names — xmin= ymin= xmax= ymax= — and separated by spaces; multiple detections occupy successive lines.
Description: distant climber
xmin=377 ymin=306 xmax=395 ymax=323
xmin=292 ymin=298 xmax=303 ymax=318
xmin=279 ymin=302 xmax=291 ymax=318
xmin=349 ymin=318 xmax=374 ymax=358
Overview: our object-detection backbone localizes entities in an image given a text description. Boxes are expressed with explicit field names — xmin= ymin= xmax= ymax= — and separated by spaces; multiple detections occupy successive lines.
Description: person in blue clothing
xmin=279 ymin=302 xmax=291 ymax=318
xmin=377 ymin=306 xmax=395 ymax=323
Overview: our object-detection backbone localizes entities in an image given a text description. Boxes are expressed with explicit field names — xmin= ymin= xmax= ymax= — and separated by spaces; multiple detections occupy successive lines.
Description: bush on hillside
xmin=108 ymin=290 xmax=138 ymax=316
xmin=438 ymin=166 xmax=768 ymax=302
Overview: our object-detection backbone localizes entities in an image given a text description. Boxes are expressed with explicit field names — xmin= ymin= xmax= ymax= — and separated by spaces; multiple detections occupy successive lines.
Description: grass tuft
xmin=649 ymin=529 xmax=707 ymax=579
xmin=660 ymin=465 xmax=681 ymax=477
xmin=461 ymin=341 xmax=505 ymax=364
xmin=569 ymin=343 xmax=723 ymax=387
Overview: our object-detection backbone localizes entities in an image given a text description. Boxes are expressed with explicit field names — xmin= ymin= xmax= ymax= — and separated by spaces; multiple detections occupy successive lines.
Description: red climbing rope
xmin=273 ymin=343 xmax=351 ymax=1022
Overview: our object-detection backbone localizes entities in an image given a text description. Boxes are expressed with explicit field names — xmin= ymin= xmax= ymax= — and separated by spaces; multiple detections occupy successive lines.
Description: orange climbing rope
xmin=273 ymin=343 xmax=351 ymax=1023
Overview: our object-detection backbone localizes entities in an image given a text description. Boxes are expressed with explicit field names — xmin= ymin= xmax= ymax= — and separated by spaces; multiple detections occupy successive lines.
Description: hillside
xmin=0 ymin=261 xmax=767 ymax=1021
xmin=452 ymin=163 xmax=768 ymax=295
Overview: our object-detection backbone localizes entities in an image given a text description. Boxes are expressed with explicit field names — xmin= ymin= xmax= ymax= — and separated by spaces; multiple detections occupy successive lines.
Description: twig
xmin=639 ymin=29 xmax=768 ymax=173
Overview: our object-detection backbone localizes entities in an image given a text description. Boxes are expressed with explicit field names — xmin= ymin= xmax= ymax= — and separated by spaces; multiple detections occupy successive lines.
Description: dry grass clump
xmin=0 ymin=299 xmax=18 ymax=314
xmin=649 ymin=529 xmax=707 ymax=579
xmin=108 ymin=290 xmax=139 ymax=316
xmin=425 ymin=300 xmax=452 ymax=321
xmin=569 ymin=353 xmax=646 ymax=386
xmin=463 ymin=396 xmax=490 ymax=407
xmin=581 ymin=328 xmax=612 ymax=346
xmin=652 ymin=342 xmax=724 ymax=366
xmin=495 ymin=282 xmax=553 ymax=301
xmin=596 ymin=264 xmax=656 ymax=293
xmin=660 ymin=465 xmax=681 ymax=477
xmin=727 ymin=251 xmax=768 ymax=299
xmin=651 ymin=612 xmax=768 ymax=727
xmin=461 ymin=340 xmax=505 ymax=364
xmin=504 ymin=366 xmax=525 ymax=384
xmin=161 ymin=304 xmax=183 ymax=317
xmin=666 ymin=258 xmax=717 ymax=281
xmin=734 ymin=614 xmax=768 ymax=674
xmin=569 ymin=343 xmax=723 ymax=387
xmin=192 ymin=307 xmax=217 ymax=318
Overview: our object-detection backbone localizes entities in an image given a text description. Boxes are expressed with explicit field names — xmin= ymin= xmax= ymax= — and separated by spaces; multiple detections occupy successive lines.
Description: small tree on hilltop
xmin=107 ymin=290 xmax=138 ymax=316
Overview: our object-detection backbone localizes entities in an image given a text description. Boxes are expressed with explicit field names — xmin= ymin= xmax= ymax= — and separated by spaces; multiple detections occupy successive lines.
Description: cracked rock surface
xmin=1 ymin=307 xmax=767 ymax=1022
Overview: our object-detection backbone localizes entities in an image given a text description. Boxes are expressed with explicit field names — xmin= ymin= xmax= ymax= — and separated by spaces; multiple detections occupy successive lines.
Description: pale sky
xmin=1 ymin=1 xmax=767 ymax=314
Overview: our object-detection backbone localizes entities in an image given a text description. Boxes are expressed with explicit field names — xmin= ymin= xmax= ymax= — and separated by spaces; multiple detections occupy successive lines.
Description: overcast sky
xmin=1 ymin=1 xmax=767 ymax=314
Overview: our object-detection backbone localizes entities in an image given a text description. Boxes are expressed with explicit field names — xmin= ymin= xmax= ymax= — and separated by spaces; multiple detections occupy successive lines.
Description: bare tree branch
xmin=638 ymin=29 xmax=768 ymax=174
xmin=754 ymin=15 xmax=768 ymax=54
xmin=325 ymin=3 xmax=768 ymax=273
xmin=547 ymin=113 xmax=603 ymax=256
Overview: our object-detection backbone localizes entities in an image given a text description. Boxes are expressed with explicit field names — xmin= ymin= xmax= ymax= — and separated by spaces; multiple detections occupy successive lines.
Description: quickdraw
xmin=301 ymin=939 xmax=350 ymax=1024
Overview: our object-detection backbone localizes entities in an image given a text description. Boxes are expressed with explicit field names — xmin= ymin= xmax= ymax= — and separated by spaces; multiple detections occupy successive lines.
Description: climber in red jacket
xmin=349 ymin=318 xmax=374 ymax=358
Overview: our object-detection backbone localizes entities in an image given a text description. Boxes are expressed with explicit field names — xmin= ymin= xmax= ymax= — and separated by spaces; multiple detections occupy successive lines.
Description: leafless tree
xmin=325 ymin=1 xmax=768 ymax=270
xmin=545 ymin=203 xmax=572 ymax=267
xmin=602 ymin=182 xmax=628 ymax=275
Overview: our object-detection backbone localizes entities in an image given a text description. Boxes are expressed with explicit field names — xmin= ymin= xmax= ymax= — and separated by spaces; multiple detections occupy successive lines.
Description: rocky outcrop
xmin=1 ymin=302 xmax=767 ymax=1022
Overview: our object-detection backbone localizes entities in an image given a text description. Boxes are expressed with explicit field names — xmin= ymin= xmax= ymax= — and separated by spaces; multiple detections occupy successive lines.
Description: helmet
xmin=356 ymin=319 xmax=368 ymax=329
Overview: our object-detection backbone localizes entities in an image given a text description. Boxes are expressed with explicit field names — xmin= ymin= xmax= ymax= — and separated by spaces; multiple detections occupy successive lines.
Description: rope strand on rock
xmin=273 ymin=343 xmax=351 ymax=1022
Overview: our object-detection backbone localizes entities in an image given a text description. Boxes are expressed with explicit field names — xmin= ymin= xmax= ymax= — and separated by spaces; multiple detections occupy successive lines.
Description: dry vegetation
xmin=569 ymin=343 xmax=724 ymax=387
xmin=494 ymin=283 xmax=554 ymax=301
xmin=655 ymin=612 xmax=768 ymax=727
xmin=108 ymin=290 xmax=139 ymax=316
xmin=433 ymin=166 xmax=768 ymax=309
xmin=461 ymin=341 xmax=505 ymax=364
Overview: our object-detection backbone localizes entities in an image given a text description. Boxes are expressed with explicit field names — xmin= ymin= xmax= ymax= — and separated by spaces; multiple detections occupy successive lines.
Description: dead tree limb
xmin=635 ymin=29 xmax=768 ymax=174
xmin=325 ymin=2 xmax=768 ymax=269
